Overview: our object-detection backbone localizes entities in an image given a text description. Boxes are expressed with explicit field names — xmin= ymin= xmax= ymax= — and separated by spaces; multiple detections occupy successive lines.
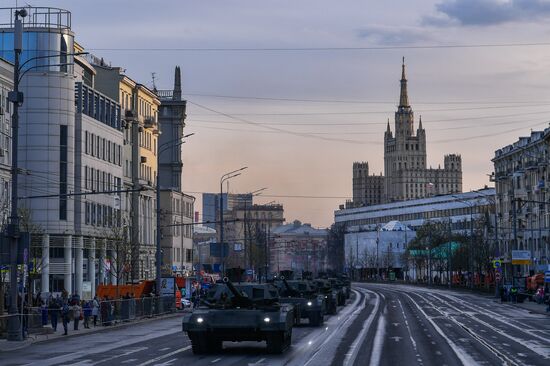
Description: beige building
xmin=94 ymin=61 xmax=160 ymax=281
xmin=493 ymin=128 xmax=550 ymax=276
xmin=353 ymin=60 xmax=462 ymax=206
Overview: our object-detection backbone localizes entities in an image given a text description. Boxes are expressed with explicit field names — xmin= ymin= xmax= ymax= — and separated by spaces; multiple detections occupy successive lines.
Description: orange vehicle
xmin=96 ymin=280 xmax=155 ymax=299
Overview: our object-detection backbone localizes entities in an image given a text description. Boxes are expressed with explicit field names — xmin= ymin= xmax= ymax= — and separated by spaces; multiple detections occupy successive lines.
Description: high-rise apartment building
xmin=352 ymin=59 xmax=462 ymax=206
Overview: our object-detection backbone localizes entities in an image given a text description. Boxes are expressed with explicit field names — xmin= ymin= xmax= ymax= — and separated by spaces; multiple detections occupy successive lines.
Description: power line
xmin=183 ymin=190 xmax=352 ymax=200
xmin=87 ymin=42 xmax=550 ymax=52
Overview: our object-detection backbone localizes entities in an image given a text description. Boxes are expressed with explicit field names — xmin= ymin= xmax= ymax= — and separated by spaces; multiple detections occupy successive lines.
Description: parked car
xmin=181 ymin=298 xmax=191 ymax=308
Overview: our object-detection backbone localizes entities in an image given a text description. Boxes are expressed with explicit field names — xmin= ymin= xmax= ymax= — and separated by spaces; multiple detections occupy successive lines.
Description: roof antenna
xmin=151 ymin=72 xmax=158 ymax=92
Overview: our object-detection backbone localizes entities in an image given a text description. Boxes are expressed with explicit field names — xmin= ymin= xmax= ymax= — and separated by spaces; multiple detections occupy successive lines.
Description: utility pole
xmin=512 ymin=197 xmax=517 ymax=285
xmin=7 ymin=8 xmax=27 ymax=342
xmin=448 ymin=220 xmax=452 ymax=290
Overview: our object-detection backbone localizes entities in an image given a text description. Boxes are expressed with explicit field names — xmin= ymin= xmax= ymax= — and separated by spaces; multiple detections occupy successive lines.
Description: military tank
xmin=328 ymin=278 xmax=347 ymax=306
xmin=182 ymin=278 xmax=294 ymax=354
xmin=312 ymin=279 xmax=338 ymax=315
xmin=274 ymin=277 xmax=326 ymax=326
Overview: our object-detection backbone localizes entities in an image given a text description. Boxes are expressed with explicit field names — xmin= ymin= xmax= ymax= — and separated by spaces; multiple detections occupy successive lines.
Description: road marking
xmin=155 ymin=358 xmax=177 ymax=366
xmin=390 ymin=336 xmax=402 ymax=342
xmin=392 ymin=322 xmax=399 ymax=327
xmin=137 ymin=346 xmax=191 ymax=366
xmin=88 ymin=347 xmax=149 ymax=365
xmin=211 ymin=358 xmax=222 ymax=364
xmin=159 ymin=347 xmax=171 ymax=351
xmin=370 ymin=311 xmax=386 ymax=366
xmin=248 ymin=358 xmax=265 ymax=366
xmin=121 ymin=359 xmax=138 ymax=364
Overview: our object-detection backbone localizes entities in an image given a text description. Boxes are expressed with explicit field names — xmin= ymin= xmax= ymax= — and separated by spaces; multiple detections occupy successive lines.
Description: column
xmin=41 ymin=234 xmax=50 ymax=294
xmin=99 ymin=240 xmax=106 ymax=285
xmin=110 ymin=249 xmax=117 ymax=285
xmin=64 ymin=235 xmax=72 ymax=294
xmin=75 ymin=237 xmax=83 ymax=298
xmin=88 ymin=239 xmax=96 ymax=299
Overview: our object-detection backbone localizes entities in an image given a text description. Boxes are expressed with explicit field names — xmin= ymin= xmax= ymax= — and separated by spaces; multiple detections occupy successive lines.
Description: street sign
xmin=545 ymin=271 xmax=550 ymax=283
xmin=511 ymin=250 xmax=531 ymax=265
xmin=495 ymin=272 xmax=502 ymax=282
xmin=492 ymin=259 xmax=502 ymax=269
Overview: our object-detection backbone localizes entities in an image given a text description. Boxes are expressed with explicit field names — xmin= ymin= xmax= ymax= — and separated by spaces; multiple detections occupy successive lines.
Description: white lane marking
xmin=423 ymin=292 xmax=550 ymax=359
xmin=137 ymin=346 xmax=191 ymax=366
xmin=389 ymin=336 xmax=402 ymax=342
xmin=403 ymin=293 xmax=478 ymax=366
xmin=392 ymin=322 xmax=399 ymax=327
xmin=159 ymin=347 xmax=170 ymax=351
xmin=91 ymin=347 xmax=149 ymax=365
xmin=342 ymin=289 xmax=381 ymax=366
xmin=155 ymin=358 xmax=177 ymax=366
xmin=370 ymin=310 xmax=386 ymax=366
xmin=248 ymin=358 xmax=265 ymax=366
xmin=301 ymin=288 xmax=367 ymax=366
xmin=211 ymin=358 xmax=222 ymax=364
xmin=397 ymin=299 xmax=417 ymax=352
xmin=121 ymin=359 xmax=138 ymax=364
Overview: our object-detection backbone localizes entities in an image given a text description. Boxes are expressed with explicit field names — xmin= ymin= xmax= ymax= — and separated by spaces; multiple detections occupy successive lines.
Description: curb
xmin=0 ymin=311 xmax=184 ymax=353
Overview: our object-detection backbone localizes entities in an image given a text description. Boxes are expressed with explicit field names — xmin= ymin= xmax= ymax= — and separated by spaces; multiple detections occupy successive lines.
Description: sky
xmin=12 ymin=0 xmax=550 ymax=227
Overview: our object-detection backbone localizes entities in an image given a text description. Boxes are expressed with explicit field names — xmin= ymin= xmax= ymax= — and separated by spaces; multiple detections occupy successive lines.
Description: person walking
xmin=49 ymin=297 xmax=59 ymax=332
xmin=61 ymin=301 xmax=70 ymax=335
xmin=83 ymin=300 xmax=91 ymax=329
xmin=72 ymin=301 xmax=81 ymax=330
xmin=40 ymin=299 xmax=48 ymax=327
xmin=92 ymin=296 xmax=99 ymax=327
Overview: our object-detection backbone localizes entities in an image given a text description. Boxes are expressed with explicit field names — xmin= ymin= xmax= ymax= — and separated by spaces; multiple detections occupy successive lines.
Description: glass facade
xmin=0 ymin=30 xmax=74 ymax=73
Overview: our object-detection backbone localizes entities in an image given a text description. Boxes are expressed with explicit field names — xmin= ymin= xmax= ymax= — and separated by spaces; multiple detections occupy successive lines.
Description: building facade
xmin=336 ymin=188 xmax=495 ymax=233
xmin=0 ymin=58 xmax=13 ymax=230
xmin=352 ymin=59 xmax=462 ymax=206
xmin=202 ymin=192 xmax=252 ymax=229
xmin=493 ymin=128 xmax=550 ymax=274
xmin=270 ymin=220 xmax=328 ymax=277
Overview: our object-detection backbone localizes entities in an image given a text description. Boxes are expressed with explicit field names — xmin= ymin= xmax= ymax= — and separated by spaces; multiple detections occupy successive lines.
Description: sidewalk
xmin=0 ymin=310 xmax=188 ymax=353
xmin=494 ymin=299 xmax=550 ymax=316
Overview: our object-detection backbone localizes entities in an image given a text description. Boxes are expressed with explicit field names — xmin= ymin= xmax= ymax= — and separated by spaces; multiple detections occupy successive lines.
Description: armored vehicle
xmin=312 ymin=279 xmax=338 ymax=315
xmin=182 ymin=278 xmax=294 ymax=354
xmin=339 ymin=274 xmax=352 ymax=299
xmin=328 ymin=278 xmax=347 ymax=306
xmin=274 ymin=277 xmax=326 ymax=326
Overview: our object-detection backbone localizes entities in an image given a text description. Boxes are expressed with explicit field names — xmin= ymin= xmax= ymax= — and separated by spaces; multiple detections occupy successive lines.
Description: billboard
xmin=161 ymin=277 xmax=175 ymax=296
xmin=511 ymin=250 xmax=531 ymax=265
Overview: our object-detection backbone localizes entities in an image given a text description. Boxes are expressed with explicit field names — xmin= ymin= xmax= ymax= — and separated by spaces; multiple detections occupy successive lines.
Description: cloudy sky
xmin=17 ymin=0 xmax=550 ymax=227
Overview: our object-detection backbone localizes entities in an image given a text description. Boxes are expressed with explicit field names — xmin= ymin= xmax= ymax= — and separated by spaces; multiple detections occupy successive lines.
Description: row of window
xmin=85 ymin=202 xmax=121 ymax=228
xmin=174 ymin=248 xmax=193 ymax=263
xmin=84 ymin=131 xmax=122 ymax=166
xmin=76 ymin=83 xmax=122 ymax=130
xmin=139 ymin=130 xmax=156 ymax=152
xmin=140 ymin=164 xmax=154 ymax=183
xmin=84 ymin=165 xmax=122 ymax=194
xmin=173 ymin=224 xmax=192 ymax=238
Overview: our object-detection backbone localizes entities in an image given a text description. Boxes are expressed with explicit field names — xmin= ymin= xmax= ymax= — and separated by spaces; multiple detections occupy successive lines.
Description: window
xmin=90 ymin=133 xmax=95 ymax=157
xmin=59 ymin=125 xmax=68 ymax=220
xmin=85 ymin=131 xmax=89 ymax=154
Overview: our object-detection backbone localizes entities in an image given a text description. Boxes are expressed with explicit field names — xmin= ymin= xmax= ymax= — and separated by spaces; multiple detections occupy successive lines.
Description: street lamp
xmin=219 ymin=167 xmax=247 ymax=275
xmin=155 ymin=133 xmax=194 ymax=299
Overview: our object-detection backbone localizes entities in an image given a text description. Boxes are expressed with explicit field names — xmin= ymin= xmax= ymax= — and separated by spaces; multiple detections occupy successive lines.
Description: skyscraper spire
xmin=399 ymin=57 xmax=409 ymax=108
xmin=418 ymin=115 xmax=423 ymax=130
xmin=386 ymin=118 xmax=391 ymax=133
xmin=173 ymin=65 xmax=182 ymax=101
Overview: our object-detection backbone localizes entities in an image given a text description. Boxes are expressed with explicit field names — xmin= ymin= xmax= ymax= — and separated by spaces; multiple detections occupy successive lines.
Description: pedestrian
xmin=62 ymin=301 xmax=70 ymax=335
xmin=83 ymin=300 xmax=91 ymax=329
xmin=49 ymin=297 xmax=59 ymax=332
xmin=72 ymin=300 xmax=81 ymax=330
xmin=92 ymin=295 xmax=99 ymax=327
xmin=41 ymin=299 xmax=48 ymax=326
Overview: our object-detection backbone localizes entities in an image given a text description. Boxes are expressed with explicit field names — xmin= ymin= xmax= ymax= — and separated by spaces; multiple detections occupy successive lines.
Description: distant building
xmin=493 ymin=128 xmax=550 ymax=274
xmin=193 ymin=225 xmax=217 ymax=273
xmin=350 ymin=59 xmax=462 ymax=206
xmin=0 ymin=58 xmax=13 ymax=229
xmin=270 ymin=220 xmax=328 ymax=276
xmin=201 ymin=192 xmax=252 ymax=229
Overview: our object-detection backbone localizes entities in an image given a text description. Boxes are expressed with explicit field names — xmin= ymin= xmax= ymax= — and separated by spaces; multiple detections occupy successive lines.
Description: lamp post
xmin=219 ymin=167 xmax=247 ymax=276
xmin=155 ymin=133 xmax=194 ymax=299
xmin=6 ymin=8 xmax=27 ymax=342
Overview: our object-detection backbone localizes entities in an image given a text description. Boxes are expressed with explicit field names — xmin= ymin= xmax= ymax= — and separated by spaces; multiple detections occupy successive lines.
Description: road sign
xmin=512 ymin=250 xmax=531 ymax=265
xmin=492 ymin=259 xmax=502 ymax=269
xmin=495 ymin=272 xmax=502 ymax=282
xmin=545 ymin=271 xmax=550 ymax=283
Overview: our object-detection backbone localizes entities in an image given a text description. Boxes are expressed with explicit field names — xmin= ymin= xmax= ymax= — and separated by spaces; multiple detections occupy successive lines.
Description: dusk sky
xmin=21 ymin=0 xmax=550 ymax=227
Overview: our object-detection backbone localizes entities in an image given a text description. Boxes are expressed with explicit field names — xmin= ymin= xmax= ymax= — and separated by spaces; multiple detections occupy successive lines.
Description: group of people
xmin=39 ymin=294 xmax=101 ymax=335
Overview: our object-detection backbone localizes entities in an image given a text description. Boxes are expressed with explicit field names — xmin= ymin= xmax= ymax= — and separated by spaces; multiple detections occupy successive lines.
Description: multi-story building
xmin=193 ymin=225 xmax=217 ymax=273
xmin=202 ymin=192 xmax=252 ymax=229
xmin=156 ymin=66 xmax=194 ymax=276
xmin=0 ymin=58 xmax=13 ymax=229
xmin=493 ymin=128 xmax=550 ymax=274
xmin=94 ymin=61 xmax=160 ymax=281
xmin=222 ymin=203 xmax=285 ymax=272
xmin=336 ymin=188 xmax=495 ymax=233
xmin=351 ymin=59 xmax=462 ymax=205
xmin=352 ymin=162 xmax=384 ymax=207
xmin=270 ymin=220 xmax=328 ymax=276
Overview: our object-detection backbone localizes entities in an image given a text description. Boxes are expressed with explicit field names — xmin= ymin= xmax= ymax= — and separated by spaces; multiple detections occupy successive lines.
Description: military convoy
xmin=182 ymin=271 xmax=353 ymax=355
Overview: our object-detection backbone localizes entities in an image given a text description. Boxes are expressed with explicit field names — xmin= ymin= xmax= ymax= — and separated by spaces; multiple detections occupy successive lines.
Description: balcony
xmin=144 ymin=117 xmax=156 ymax=129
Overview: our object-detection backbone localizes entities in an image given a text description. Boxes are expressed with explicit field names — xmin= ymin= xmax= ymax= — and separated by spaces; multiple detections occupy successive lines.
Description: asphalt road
xmin=3 ymin=283 xmax=550 ymax=365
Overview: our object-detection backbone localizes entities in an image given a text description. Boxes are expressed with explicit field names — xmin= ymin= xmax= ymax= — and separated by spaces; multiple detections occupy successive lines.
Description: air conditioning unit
xmin=140 ymin=156 xmax=147 ymax=163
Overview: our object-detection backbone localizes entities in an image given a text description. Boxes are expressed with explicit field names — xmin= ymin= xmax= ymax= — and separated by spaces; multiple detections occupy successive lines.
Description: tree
xmin=327 ymin=223 xmax=346 ymax=272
